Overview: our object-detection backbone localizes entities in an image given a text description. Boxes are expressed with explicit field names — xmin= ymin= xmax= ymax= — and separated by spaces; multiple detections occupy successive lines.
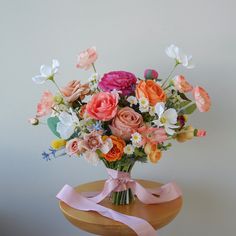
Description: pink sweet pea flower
xmin=36 ymin=91 xmax=54 ymax=117
xmin=138 ymin=126 xmax=168 ymax=145
xmin=173 ymin=75 xmax=193 ymax=93
xmin=192 ymin=86 xmax=211 ymax=112
xmin=76 ymin=46 xmax=98 ymax=70
xmin=196 ymin=129 xmax=207 ymax=137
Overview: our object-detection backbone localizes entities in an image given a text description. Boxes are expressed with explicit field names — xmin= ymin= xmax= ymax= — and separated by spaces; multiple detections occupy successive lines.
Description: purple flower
xmin=98 ymin=71 xmax=137 ymax=96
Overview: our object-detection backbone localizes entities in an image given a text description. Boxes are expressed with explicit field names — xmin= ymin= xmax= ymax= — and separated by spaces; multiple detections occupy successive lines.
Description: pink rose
xmin=76 ymin=46 xmax=98 ymax=70
xmin=192 ymin=86 xmax=211 ymax=112
xmin=109 ymin=107 xmax=143 ymax=140
xmin=66 ymin=138 xmax=86 ymax=155
xmin=99 ymin=71 xmax=137 ymax=95
xmin=173 ymin=75 xmax=193 ymax=93
xmin=36 ymin=91 xmax=54 ymax=117
xmin=86 ymin=92 xmax=118 ymax=121
xmin=61 ymin=80 xmax=91 ymax=102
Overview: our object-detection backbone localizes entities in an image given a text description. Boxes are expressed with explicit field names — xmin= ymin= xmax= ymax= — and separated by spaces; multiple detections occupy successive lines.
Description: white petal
xmin=52 ymin=59 xmax=60 ymax=74
xmin=152 ymin=119 xmax=163 ymax=127
xmin=40 ymin=65 xmax=52 ymax=77
xmin=84 ymin=151 xmax=100 ymax=166
xmin=163 ymin=108 xmax=178 ymax=124
xmin=165 ymin=126 xmax=175 ymax=135
xmin=32 ymin=75 xmax=46 ymax=84
xmin=166 ymin=123 xmax=179 ymax=129
xmin=100 ymin=138 xmax=113 ymax=154
xmin=56 ymin=122 xmax=74 ymax=139
xmin=165 ymin=44 xmax=177 ymax=58
xmin=58 ymin=112 xmax=73 ymax=125
xmin=155 ymin=102 xmax=165 ymax=117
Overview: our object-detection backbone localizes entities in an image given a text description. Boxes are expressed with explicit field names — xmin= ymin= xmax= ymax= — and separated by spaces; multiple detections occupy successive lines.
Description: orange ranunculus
xmin=144 ymin=143 xmax=162 ymax=164
xmin=102 ymin=135 xmax=126 ymax=162
xmin=136 ymin=80 xmax=166 ymax=106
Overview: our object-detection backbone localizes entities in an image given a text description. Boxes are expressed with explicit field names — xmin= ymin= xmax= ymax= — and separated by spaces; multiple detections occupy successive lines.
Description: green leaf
xmin=47 ymin=117 xmax=61 ymax=138
xmin=178 ymin=92 xmax=191 ymax=101
xmin=179 ymin=100 xmax=191 ymax=109
xmin=180 ymin=103 xmax=197 ymax=115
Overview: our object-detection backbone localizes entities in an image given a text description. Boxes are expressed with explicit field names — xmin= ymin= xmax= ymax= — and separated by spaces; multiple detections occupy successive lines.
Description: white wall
xmin=0 ymin=0 xmax=235 ymax=235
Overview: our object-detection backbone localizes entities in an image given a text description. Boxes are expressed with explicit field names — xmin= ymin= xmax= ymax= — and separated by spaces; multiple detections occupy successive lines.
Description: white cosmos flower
xmin=56 ymin=109 xmax=79 ymax=139
xmin=165 ymin=44 xmax=194 ymax=69
xmin=32 ymin=59 xmax=60 ymax=84
xmin=127 ymin=96 xmax=138 ymax=106
xmin=124 ymin=144 xmax=135 ymax=155
xmin=153 ymin=102 xmax=179 ymax=135
xmin=138 ymin=97 xmax=149 ymax=112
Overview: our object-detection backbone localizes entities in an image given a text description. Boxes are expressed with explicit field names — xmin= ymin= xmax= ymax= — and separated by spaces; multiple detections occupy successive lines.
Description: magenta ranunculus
xmin=98 ymin=71 xmax=137 ymax=95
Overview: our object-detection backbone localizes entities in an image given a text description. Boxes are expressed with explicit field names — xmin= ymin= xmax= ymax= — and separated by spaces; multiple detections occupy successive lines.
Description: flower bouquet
xmin=29 ymin=45 xmax=211 ymax=206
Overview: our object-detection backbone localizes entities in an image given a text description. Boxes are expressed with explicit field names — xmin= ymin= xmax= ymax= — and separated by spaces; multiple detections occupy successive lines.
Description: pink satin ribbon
xmin=56 ymin=168 xmax=182 ymax=236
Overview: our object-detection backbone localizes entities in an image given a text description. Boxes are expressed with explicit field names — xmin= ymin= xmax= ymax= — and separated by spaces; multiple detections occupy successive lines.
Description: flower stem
xmin=162 ymin=63 xmax=178 ymax=89
xmin=92 ymin=63 xmax=97 ymax=73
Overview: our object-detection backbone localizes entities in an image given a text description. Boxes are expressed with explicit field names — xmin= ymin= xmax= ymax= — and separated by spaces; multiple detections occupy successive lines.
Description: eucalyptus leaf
xmin=47 ymin=117 xmax=61 ymax=138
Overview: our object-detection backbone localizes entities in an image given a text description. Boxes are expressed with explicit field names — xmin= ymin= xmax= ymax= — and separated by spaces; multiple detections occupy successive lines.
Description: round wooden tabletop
xmin=59 ymin=179 xmax=182 ymax=236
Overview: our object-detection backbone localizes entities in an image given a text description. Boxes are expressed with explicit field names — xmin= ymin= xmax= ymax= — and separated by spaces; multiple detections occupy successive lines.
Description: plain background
xmin=0 ymin=0 xmax=236 ymax=235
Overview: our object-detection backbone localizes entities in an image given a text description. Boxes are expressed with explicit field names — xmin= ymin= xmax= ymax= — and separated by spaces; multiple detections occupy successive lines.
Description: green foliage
xmin=47 ymin=117 xmax=61 ymax=138
xmin=179 ymin=103 xmax=197 ymax=115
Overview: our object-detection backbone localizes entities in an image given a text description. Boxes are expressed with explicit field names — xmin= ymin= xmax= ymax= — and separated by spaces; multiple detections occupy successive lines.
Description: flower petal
xmin=165 ymin=126 xmax=175 ymax=135
xmin=165 ymin=44 xmax=177 ymax=58
xmin=40 ymin=65 xmax=52 ymax=77
xmin=52 ymin=59 xmax=60 ymax=74
xmin=155 ymin=102 xmax=165 ymax=117
xmin=56 ymin=122 xmax=74 ymax=139
xmin=163 ymin=108 xmax=178 ymax=124
xmin=58 ymin=112 xmax=73 ymax=125
xmin=32 ymin=75 xmax=46 ymax=84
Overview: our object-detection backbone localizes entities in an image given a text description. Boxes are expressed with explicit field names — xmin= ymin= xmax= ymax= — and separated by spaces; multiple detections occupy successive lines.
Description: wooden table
xmin=59 ymin=179 xmax=182 ymax=235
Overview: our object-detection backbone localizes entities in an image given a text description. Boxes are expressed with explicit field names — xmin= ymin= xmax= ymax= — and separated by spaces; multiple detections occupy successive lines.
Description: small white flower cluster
xmin=88 ymin=73 xmax=100 ymax=91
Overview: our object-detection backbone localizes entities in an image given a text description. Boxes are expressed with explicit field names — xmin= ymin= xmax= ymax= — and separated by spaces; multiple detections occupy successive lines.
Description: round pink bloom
xmin=192 ymin=86 xmax=211 ymax=112
xmin=36 ymin=91 xmax=54 ymax=117
xmin=66 ymin=138 xmax=86 ymax=156
xmin=76 ymin=46 xmax=98 ymax=70
xmin=99 ymin=71 xmax=137 ymax=96
xmin=138 ymin=126 xmax=167 ymax=145
xmin=173 ymin=75 xmax=193 ymax=93
xmin=86 ymin=92 xmax=118 ymax=121
xmin=144 ymin=69 xmax=159 ymax=80
xmin=109 ymin=107 xmax=143 ymax=140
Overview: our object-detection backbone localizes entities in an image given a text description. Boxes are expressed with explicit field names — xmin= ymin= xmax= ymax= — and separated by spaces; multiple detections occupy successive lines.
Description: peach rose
xmin=192 ymin=86 xmax=211 ymax=112
xmin=102 ymin=135 xmax=125 ymax=162
xmin=66 ymin=138 xmax=86 ymax=156
xmin=76 ymin=46 xmax=98 ymax=70
xmin=109 ymin=107 xmax=143 ymax=140
xmin=144 ymin=143 xmax=162 ymax=164
xmin=61 ymin=80 xmax=91 ymax=103
xmin=173 ymin=75 xmax=193 ymax=93
xmin=86 ymin=92 xmax=118 ymax=121
xmin=136 ymin=80 xmax=166 ymax=106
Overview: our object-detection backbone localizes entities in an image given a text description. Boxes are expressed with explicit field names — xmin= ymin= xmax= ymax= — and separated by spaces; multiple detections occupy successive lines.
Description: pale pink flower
xmin=173 ymin=75 xmax=193 ymax=93
xmin=192 ymin=86 xmax=211 ymax=112
xmin=36 ymin=91 xmax=54 ymax=117
xmin=76 ymin=46 xmax=98 ymax=70
xmin=66 ymin=138 xmax=86 ymax=156
xmin=138 ymin=126 xmax=167 ymax=145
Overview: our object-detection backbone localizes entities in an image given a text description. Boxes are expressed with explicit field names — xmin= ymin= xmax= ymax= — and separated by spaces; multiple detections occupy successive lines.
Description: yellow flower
xmin=176 ymin=126 xmax=194 ymax=142
xmin=51 ymin=139 xmax=66 ymax=150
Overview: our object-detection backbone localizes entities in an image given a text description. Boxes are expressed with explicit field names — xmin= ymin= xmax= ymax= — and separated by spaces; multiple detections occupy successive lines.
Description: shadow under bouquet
xmin=29 ymin=45 xmax=211 ymax=205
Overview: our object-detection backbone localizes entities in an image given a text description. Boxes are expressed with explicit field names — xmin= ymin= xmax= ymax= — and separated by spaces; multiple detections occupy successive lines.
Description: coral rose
xmin=144 ymin=143 xmax=162 ymax=164
xmin=109 ymin=107 xmax=143 ymax=140
xmin=136 ymin=80 xmax=166 ymax=106
xmin=173 ymin=75 xmax=193 ymax=93
xmin=99 ymin=71 xmax=137 ymax=96
xmin=76 ymin=46 xmax=98 ymax=70
xmin=102 ymin=135 xmax=125 ymax=162
xmin=192 ymin=86 xmax=211 ymax=112
xmin=86 ymin=92 xmax=118 ymax=121
xmin=61 ymin=80 xmax=91 ymax=103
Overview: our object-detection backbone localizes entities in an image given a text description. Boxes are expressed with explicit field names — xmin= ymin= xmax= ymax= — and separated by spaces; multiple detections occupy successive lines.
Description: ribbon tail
xmin=57 ymin=185 xmax=158 ymax=236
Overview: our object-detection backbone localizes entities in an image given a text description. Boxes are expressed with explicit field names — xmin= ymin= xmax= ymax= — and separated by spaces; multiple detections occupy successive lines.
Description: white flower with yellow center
xmin=149 ymin=106 xmax=155 ymax=116
xmin=153 ymin=102 xmax=179 ymax=135
xmin=127 ymin=96 xmax=138 ymax=106
xmin=131 ymin=132 xmax=142 ymax=146
xmin=138 ymin=97 xmax=149 ymax=112
xmin=124 ymin=144 xmax=135 ymax=155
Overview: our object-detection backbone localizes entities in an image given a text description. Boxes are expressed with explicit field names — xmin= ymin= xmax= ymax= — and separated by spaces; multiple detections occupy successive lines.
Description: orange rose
xmin=102 ymin=135 xmax=125 ymax=162
xmin=136 ymin=80 xmax=166 ymax=106
xmin=144 ymin=143 xmax=162 ymax=164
